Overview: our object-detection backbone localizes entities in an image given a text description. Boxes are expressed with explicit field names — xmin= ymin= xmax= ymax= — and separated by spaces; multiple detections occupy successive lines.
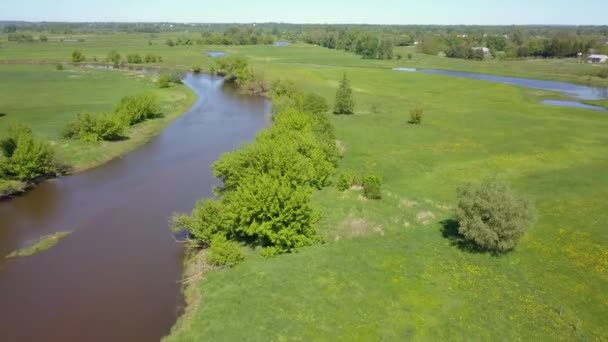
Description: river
xmin=0 ymin=73 xmax=270 ymax=341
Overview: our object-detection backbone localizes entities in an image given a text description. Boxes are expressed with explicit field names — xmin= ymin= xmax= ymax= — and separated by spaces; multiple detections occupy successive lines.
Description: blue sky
xmin=2 ymin=0 xmax=607 ymax=25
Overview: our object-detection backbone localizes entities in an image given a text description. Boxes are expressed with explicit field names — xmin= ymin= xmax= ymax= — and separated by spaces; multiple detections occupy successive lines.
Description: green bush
xmin=71 ymin=50 xmax=85 ymax=63
xmin=62 ymin=112 xmax=126 ymax=142
xmin=207 ymin=235 xmax=245 ymax=267
xmin=127 ymin=53 xmax=143 ymax=64
xmin=455 ymin=178 xmax=537 ymax=253
xmin=210 ymin=56 xmax=253 ymax=85
xmin=362 ymin=174 xmax=382 ymax=199
xmin=1 ymin=123 xmax=57 ymax=181
xmin=107 ymin=50 xmax=121 ymax=66
xmin=171 ymin=199 xmax=227 ymax=247
xmin=409 ymin=103 xmax=424 ymax=125
xmin=157 ymin=74 xmax=171 ymax=88
xmin=270 ymin=79 xmax=299 ymax=99
xmin=191 ymin=65 xmax=202 ymax=73
xmin=56 ymin=64 xmax=64 ymax=71
xmin=303 ymin=93 xmax=329 ymax=115
xmin=598 ymin=68 xmax=608 ymax=79
xmin=112 ymin=94 xmax=162 ymax=126
xmin=334 ymin=73 xmax=355 ymax=114
xmin=144 ymin=54 xmax=159 ymax=63
xmin=337 ymin=171 xmax=361 ymax=191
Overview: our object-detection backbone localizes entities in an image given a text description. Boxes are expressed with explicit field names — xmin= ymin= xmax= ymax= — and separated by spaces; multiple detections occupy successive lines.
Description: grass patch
xmin=6 ymin=231 xmax=72 ymax=258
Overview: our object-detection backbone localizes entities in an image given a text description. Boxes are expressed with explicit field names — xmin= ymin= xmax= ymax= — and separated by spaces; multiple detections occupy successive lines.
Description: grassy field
xmin=165 ymin=48 xmax=608 ymax=340
xmin=2 ymin=33 xmax=607 ymax=340
xmin=0 ymin=63 xmax=196 ymax=194
xmin=2 ymin=33 xmax=608 ymax=87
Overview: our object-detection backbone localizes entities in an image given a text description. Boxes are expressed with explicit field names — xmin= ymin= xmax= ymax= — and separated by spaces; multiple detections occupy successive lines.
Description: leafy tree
xmin=334 ymin=73 xmax=354 ymax=114
xmin=2 ymin=24 xmax=17 ymax=33
xmin=455 ymin=178 xmax=536 ymax=253
xmin=71 ymin=50 xmax=85 ymax=63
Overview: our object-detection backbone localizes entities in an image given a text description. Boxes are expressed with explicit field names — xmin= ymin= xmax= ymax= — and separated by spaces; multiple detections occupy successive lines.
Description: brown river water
xmin=0 ymin=73 xmax=270 ymax=341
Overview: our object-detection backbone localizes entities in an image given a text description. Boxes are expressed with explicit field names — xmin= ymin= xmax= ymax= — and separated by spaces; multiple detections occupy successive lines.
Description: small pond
xmin=207 ymin=51 xmax=228 ymax=57
xmin=274 ymin=41 xmax=290 ymax=47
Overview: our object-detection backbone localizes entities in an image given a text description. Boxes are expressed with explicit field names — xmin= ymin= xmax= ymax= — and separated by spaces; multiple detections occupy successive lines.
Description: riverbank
xmin=0 ymin=64 xmax=197 ymax=199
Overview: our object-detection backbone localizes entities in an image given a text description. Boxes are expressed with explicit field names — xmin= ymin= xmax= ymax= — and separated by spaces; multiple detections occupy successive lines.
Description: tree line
xmin=420 ymin=31 xmax=608 ymax=60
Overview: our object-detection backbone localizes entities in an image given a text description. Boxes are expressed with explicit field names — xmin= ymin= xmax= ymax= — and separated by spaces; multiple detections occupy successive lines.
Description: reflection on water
xmin=418 ymin=69 xmax=608 ymax=100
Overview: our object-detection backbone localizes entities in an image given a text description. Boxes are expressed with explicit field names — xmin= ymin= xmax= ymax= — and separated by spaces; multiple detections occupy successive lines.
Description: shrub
xmin=334 ymin=73 xmax=354 ymax=114
xmin=157 ymin=74 xmax=171 ymax=88
xmin=1 ymin=123 xmax=57 ymax=181
xmin=107 ymin=50 xmax=121 ymax=66
xmin=112 ymin=94 xmax=162 ymax=126
xmin=210 ymin=56 xmax=253 ymax=85
xmin=407 ymin=53 xmax=413 ymax=60
xmin=62 ymin=112 xmax=126 ymax=142
xmin=455 ymin=178 xmax=537 ymax=253
xmin=56 ymin=64 xmax=64 ymax=71
xmin=270 ymin=79 xmax=299 ymax=99
xmin=362 ymin=174 xmax=382 ymax=199
xmin=409 ymin=103 xmax=424 ymax=125
xmin=171 ymin=199 xmax=227 ymax=247
xmin=224 ymin=173 xmax=320 ymax=252
xmin=207 ymin=235 xmax=245 ymax=267
xmin=71 ymin=50 xmax=85 ymax=63
xmin=144 ymin=54 xmax=159 ymax=63
xmin=302 ymin=93 xmax=329 ymax=115
xmin=598 ymin=68 xmax=608 ymax=79
xmin=39 ymin=35 xmax=48 ymax=42
xmin=127 ymin=53 xmax=143 ymax=64
xmin=191 ymin=65 xmax=202 ymax=73
xmin=165 ymin=38 xmax=174 ymax=46
xmin=337 ymin=171 xmax=361 ymax=191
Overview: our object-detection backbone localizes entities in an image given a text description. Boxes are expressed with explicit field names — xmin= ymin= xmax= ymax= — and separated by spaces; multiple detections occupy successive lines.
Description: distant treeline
xmin=166 ymin=27 xmax=274 ymax=46
xmin=303 ymin=29 xmax=394 ymax=60
xmin=421 ymin=31 xmax=608 ymax=59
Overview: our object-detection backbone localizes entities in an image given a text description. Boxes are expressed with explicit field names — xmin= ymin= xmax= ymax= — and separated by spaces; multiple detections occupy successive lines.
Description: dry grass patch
xmin=416 ymin=211 xmax=436 ymax=225
xmin=334 ymin=218 xmax=384 ymax=240
xmin=336 ymin=140 xmax=347 ymax=155
xmin=400 ymin=199 xmax=418 ymax=208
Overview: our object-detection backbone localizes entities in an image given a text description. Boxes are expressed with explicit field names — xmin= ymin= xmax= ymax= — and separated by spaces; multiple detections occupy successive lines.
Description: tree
xmin=71 ymin=50 xmax=85 ymax=63
xmin=334 ymin=73 xmax=354 ymax=114
xmin=2 ymin=24 xmax=17 ymax=33
xmin=455 ymin=178 xmax=536 ymax=253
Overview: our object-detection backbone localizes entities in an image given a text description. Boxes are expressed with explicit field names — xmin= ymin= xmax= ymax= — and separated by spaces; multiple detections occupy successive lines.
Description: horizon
xmin=2 ymin=0 xmax=608 ymax=26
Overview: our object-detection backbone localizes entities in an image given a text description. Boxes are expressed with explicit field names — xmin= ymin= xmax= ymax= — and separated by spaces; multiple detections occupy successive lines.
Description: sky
xmin=2 ymin=0 xmax=608 ymax=25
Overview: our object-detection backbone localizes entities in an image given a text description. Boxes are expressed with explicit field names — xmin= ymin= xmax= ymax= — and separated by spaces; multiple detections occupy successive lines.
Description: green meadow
xmin=0 ymin=63 xmax=195 ymax=194
xmin=1 ymin=35 xmax=607 ymax=340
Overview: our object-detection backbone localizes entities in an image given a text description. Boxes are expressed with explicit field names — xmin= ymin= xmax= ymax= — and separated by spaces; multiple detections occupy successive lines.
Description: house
xmin=588 ymin=54 xmax=608 ymax=64
xmin=473 ymin=47 xmax=491 ymax=56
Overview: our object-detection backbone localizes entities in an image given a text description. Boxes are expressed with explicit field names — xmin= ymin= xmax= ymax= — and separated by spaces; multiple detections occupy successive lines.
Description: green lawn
xmin=2 ymin=34 xmax=607 ymax=340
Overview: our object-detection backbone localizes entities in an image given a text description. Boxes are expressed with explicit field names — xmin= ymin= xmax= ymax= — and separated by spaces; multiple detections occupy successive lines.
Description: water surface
xmin=0 ymin=74 xmax=269 ymax=341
